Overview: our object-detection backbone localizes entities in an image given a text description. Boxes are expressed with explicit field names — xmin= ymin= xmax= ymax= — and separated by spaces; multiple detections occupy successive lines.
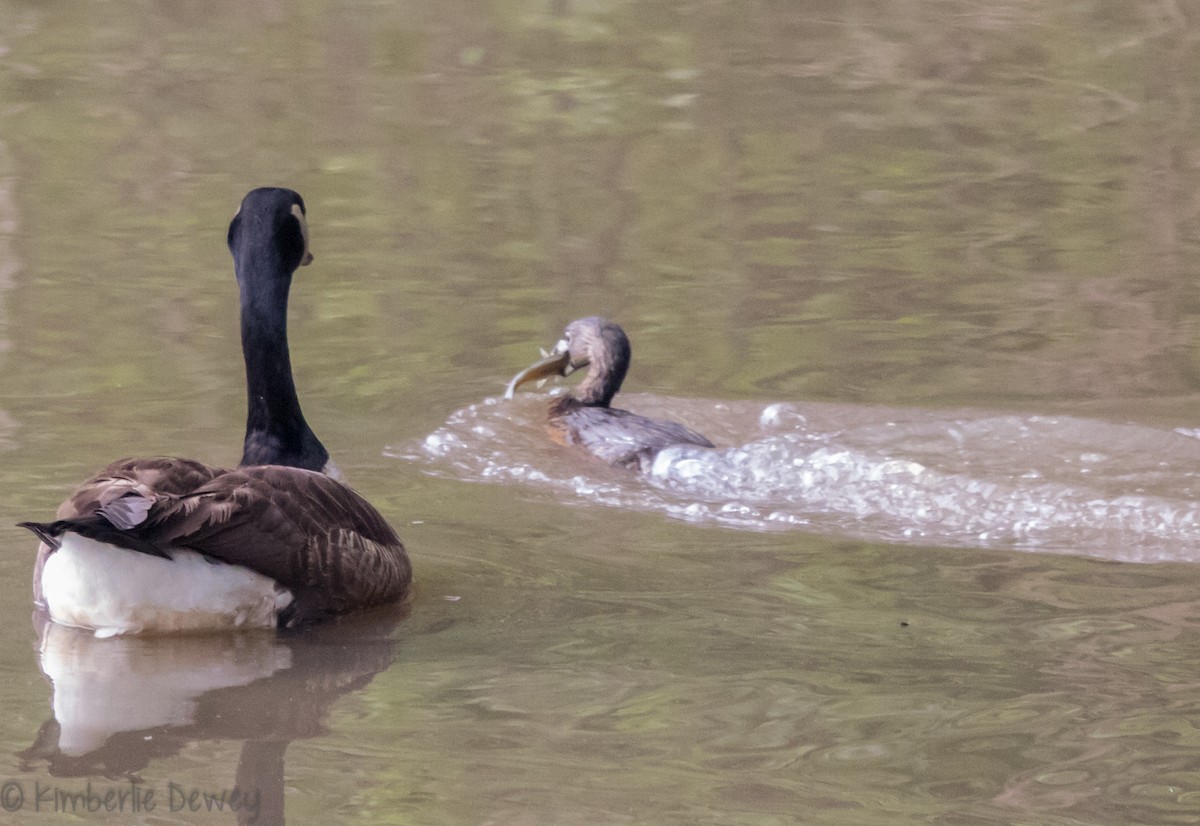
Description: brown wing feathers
xmin=53 ymin=457 xmax=226 ymax=520
xmin=147 ymin=468 xmax=408 ymax=602
xmin=167 ymin=468 xmax=410 ymax=625
xmin=26 ymin=457 xmax=232 ymax=604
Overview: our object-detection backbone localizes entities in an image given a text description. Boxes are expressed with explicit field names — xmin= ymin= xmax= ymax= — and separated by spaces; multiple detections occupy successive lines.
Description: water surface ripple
xmin=394 ymin=393 xmax=1200 ymax=563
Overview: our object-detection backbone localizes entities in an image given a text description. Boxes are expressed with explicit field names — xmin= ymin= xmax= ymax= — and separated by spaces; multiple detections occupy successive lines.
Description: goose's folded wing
xmin=27 ymin=458 xmax=230 ymax=604
xmin=141 ymin=466 xmax=410 ymax=611
xmin=55 ymin=457 xmax=229 ymax=520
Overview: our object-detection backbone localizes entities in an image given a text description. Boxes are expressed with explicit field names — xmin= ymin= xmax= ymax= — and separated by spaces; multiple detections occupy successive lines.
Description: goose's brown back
xmin=28 ymin=463 xmax=411 ymax=628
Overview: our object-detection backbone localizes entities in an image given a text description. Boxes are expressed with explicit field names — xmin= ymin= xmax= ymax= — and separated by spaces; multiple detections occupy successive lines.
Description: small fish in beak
xmin=504 ymin=341 xmax=572 ymax=399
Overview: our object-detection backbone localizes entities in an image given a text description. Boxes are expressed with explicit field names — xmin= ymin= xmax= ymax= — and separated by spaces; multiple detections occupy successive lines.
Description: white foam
xmin=392 ymin=396 xmax=1200 ymax=563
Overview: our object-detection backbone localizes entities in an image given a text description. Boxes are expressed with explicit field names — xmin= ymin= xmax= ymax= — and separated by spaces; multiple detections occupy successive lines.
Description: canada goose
xmin=504 ymin=316 xmax=714 ymax=470
xmin=18 ymin=188 xmax=412 ymax=636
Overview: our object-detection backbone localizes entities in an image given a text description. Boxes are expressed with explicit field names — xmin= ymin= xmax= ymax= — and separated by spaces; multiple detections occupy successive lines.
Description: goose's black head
xmin=228 ymin=187 xmax=329 ymax=473
xmin=227 ymin=187 xmax=313 ymax=281
xmin=505 ymin=316 xmax=632 ymax=407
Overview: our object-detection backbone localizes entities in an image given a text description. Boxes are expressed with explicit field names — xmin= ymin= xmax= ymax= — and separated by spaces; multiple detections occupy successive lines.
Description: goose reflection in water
xmin=18 ymin=610 xmax=401 ymax=824
xmin=505 ymin=317 xmax=714 ymax=471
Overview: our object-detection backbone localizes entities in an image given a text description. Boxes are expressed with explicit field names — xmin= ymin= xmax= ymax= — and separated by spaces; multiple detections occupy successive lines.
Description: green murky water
xmin=3 ymin=1 xmax=1200 ymax=823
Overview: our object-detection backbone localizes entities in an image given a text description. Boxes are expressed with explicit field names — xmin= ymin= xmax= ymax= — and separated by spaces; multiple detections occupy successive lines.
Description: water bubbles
xmin=654 ymin=449 xmax=711 ymax=485
xmin=759 ymin=403 xmax=806 ymax=430
xmin=673 ymin=503 xmax=710 ymax=521
xmin=422 ymin=431 xmax=462 ymax=456
xmin=870 ymin=459 xmax=925 ymax=482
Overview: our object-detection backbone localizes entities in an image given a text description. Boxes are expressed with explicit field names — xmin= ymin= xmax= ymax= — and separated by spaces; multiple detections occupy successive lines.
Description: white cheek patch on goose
xmin=321 ymin=458 xmax=345 ymax=482
xmin=291 ymin=203 xmax=313 ymax=266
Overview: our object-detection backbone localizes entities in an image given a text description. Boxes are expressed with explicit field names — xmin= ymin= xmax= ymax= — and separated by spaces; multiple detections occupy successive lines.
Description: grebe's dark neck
xmin=574 ymin=324 xmax=631 ymax=408
xmin=575 ymin=372 xmax=618 ymax=407
xmin=235 ymin=242 xmax=328 ymax=471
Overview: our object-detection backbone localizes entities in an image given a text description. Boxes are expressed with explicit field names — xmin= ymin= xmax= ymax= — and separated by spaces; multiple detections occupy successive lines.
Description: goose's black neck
xmin=231 ymin=197 xmax=328 ymax=472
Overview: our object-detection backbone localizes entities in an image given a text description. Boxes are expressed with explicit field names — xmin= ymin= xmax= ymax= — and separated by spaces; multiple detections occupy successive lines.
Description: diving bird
xmin=18 ymin=187 xmax=412 ymax=636
xmin=504 ymin=316 xmax=714 ymax=470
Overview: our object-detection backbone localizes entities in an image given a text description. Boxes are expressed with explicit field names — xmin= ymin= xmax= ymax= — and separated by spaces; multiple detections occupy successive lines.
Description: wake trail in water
xmin=387 ymin=393 xmax=1200 ymax=563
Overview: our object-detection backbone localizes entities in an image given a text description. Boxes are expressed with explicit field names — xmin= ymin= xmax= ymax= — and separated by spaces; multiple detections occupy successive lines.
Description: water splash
xmin=388 ymin=394 xmax=1200 ymax=562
